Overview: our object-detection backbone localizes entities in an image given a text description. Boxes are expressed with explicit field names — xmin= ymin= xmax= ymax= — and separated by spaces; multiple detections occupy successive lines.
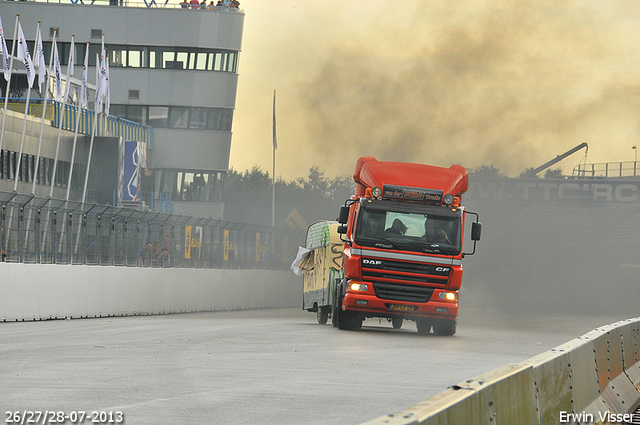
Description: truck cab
xmin=332 ymin=156 xmax=481 ymax=335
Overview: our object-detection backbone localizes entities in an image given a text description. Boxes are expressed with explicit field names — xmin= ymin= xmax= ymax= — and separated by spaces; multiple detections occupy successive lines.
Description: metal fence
xmin=573 ymin=160 xmax=640 ymax=178
xmin=0 ymin=190 xmax=302 ymax=270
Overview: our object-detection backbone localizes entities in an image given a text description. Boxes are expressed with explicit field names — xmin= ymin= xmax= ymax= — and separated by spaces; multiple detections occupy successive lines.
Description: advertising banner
xmin=122 ymin=140 xmax=145 ymax=202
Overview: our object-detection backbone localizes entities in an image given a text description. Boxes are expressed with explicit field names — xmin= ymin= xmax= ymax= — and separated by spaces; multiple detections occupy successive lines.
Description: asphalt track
xmin=0 ymin=307 xmax=629 ymax=425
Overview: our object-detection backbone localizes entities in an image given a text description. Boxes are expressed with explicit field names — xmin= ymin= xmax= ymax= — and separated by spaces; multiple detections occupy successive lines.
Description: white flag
xmin=53 ymin=39 xmax=62 ymax=102
xmin=98 ymin=39 xmax=107 ymax=102
xmin=95 ymin=53 xmax=102 ymax=113
xmin=64 ymin=37 xmax=75 ymax=100
xmin=104 ymin=52 xmax=110 ymax=115
xmin=17 ymin=23 xmax=35 ymax=88
xmin=79 ymin=42 xmax=89 ymax=109
xmin=35 ymin=29 xmax=46 ymax=93
xmin=0 ymin=16 xmax=10 ymax=81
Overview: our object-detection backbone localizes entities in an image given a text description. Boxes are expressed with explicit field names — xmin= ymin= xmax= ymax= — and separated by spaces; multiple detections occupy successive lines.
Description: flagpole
xmin=272 ymin=89 xmax=277 ymax=228
xmin=82 ymin=52 xmax=101 ymax=204
xmin=48 ymin=37 xmax=65 ymax=197
xmin=52 ymin=35 xmax=75 ymax=198
xmin=6 ymin=18 xmax=35 ymax=255
xmin=74 ymin=49 xmax=101 ymax=257
xmin=66 ymin=39 xmax=87 ymax=202
xmin=32 ymin=28 xmax=57 ymax=195
xmin=0 ymin=14 xmax=19 ymax=156
xmin=13 ymin=20 xmax=39 ymax=191
xmin=25 ymin=26 xmax=53 ymax=260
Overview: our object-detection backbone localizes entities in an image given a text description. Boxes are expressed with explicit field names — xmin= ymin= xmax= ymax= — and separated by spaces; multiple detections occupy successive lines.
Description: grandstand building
xmin=0 ymin=1 xmax=244 ymax=218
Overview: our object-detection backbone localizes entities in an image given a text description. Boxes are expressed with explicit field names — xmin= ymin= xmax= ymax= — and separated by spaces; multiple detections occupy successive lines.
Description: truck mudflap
xmin=341 ymin=291 xmax=458 ymax=321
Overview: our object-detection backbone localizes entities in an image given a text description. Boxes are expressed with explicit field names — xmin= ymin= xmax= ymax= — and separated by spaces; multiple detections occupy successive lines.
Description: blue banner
xmin=123 ymin=140 xmax=141 ymax=201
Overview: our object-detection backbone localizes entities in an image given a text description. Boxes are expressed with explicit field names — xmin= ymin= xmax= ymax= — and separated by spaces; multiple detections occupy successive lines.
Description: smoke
xmin=460 ymin=189 xmax=640 ymax=321
xmin=233 ymin=0 xmax=640 ymax=179
xmin=229 ymin=2 xmax=640 ymax=323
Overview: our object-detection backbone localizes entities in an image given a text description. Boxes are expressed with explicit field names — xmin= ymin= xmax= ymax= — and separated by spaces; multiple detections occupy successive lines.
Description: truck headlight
xmin=350 ymin=283 xmax=369 ymax=292
xmin=443 ymin=193 xmax=454 ymax=205
xmin=438 ymin=291 xmax=457 ymax=301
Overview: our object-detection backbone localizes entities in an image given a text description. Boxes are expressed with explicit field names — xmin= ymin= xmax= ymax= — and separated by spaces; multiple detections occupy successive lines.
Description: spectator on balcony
xmin=207 ymin=1 xmax=216 ymax=9
xmin=190 ymin=0 xmax=200 ymax=9
xmin=180 ymin=0 xmax=189 ymax=8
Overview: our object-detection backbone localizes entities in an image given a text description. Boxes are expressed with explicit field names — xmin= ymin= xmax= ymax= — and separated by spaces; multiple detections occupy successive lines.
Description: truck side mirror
xmin=337 ymin=225 xmax=347 ymax=234
xmin=337 ymin=206 xmax=349 ymax=224
xmin=471 ymin=222 xmax=482 ymax=241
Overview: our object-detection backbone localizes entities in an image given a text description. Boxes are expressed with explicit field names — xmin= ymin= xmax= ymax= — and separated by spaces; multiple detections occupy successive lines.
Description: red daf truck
xmin=331 ymin=156 xmax=481 ymax=335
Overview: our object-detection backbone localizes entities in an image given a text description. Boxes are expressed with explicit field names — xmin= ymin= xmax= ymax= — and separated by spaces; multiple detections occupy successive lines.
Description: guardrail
xmin=363 ymin=318 xmax=640 ymax=425
xmin=0 ymin=190 xmax=302 ymax=270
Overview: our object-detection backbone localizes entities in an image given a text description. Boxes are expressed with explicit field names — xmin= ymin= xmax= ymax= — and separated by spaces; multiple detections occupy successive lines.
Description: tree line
xmin=222 ymin=166 xmax=354 ymax=228
xmin=222 ymin=164 xmax=562 ymax=228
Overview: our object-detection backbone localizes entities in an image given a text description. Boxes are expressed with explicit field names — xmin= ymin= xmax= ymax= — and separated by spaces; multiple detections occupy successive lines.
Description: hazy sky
xmin=229 ymin=0 xmax=640 ymax=180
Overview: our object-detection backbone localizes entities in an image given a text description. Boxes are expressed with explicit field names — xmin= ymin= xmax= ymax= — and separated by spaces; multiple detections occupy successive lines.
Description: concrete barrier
xmin=363 ymin=318 xmax=640 ymax=425
xmin=0 ymin=263 xmax=301 ymax=321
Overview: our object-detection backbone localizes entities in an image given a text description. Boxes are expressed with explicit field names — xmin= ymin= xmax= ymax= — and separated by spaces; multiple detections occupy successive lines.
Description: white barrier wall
xmin=363 ymin=318 xmax=640 ymax=425
xmin=0 ymin=263 xmax=301 ymax=321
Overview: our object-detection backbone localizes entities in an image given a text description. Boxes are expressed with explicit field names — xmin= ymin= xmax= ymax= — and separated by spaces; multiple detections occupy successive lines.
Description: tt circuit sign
xmin=466 ymin=178 xmax=640 ymax=204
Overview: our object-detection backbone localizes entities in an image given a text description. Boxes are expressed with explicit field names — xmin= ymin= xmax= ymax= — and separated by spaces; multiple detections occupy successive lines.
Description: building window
xmin=127 ymin=105 xmax=147 ymax=125
xmin=128 ymin=46 xmax=148 ymax=68
xmin=195 ymin=52 xmax=208 ymax=71
xmin=29 ymin=40 xmax=238 ymax=74
xmin=148 ymin=106 xmax=169 ymax=128
xmin=158 ymin=170 xmax=225 ymax=203
xmin=169 ymin=107 xmax=189 ymax=129
xmin=0 ymin=150 xmax=83 ymax=191
xmin=111 ymin=105 xmax=234 ymax=131
xmin=189 ymin=108 xmax=207 ymax=129
xmin=111 ymin=45 xmax=128 ymax=67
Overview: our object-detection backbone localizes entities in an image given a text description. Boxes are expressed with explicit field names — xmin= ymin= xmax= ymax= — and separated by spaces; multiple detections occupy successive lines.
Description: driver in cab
xmin=423 ymin=218 xmax=451 ymax=244
xmin=384 ymin=219 xmax=408 ymax=236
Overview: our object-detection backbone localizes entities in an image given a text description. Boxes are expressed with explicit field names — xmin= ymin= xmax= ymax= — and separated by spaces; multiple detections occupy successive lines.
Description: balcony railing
xmin=572 ymin=161 xmax=640 ymax=178
xmin=1 ymin=97 xmax=153 ymax=148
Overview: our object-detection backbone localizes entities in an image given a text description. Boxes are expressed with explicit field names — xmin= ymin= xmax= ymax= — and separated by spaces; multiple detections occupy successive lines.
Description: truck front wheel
xmin=331 ymin=279 xmax=342 ymax=328
xmin=333 ymin=279 xmax=363 ymax=330
xmin=338 ymin=310 xmax=363 ymax=330
xmin=416 ymin=319 xmax=432 ymax=335
xmin=433 ymin=319 xmax=457 ymax=336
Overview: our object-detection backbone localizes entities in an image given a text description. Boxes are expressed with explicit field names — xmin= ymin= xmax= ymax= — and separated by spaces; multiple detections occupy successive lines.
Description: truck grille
xmin=373 ymin=282 xmax=434 ymax=303
xmin=361 ymin=257 xmax=450 ymax=286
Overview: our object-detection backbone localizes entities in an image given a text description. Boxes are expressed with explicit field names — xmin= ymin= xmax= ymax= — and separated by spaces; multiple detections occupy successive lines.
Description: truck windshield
xmin=354 ymin=200 xmax=461 ymax=255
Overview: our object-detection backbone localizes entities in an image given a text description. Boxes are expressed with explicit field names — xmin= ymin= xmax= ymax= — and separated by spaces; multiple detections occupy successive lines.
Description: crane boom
xmin=531 ymin=142 xmax=588 ymax=175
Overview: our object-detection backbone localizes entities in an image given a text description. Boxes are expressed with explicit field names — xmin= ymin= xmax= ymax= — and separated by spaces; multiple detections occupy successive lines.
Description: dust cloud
xmin=460 ymin=186 xmax=640 ymax=323
xmin=233 ymin=2 xmax=640 ymax=324
xmin=233 ymin=0 xmax=640 ymax=180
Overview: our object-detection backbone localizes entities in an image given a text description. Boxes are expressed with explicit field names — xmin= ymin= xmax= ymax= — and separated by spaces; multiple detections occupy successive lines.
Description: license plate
xmin=387 ymin=304 xmax=418 ymax=312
